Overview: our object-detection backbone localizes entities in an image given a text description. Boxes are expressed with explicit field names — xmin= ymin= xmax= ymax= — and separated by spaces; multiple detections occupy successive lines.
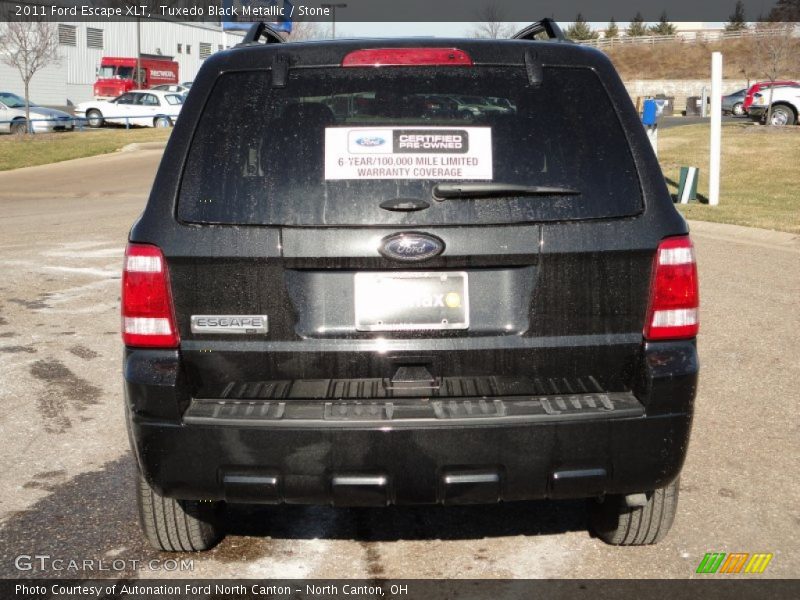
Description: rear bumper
xmin=125 ymin=341 xmax=698 ymax=505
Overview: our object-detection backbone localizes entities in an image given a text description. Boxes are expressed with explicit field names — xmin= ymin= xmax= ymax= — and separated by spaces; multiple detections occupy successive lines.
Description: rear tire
xmin=589 ymin=478 xmax=679 ymax=546
xmin=86 ymin=109 xmax=104 ymax=128
xmin=769 ymin=105 xmax=795 ymax=127
xmin=154 ymin=116 xmax=172 ymax=128
xmin=136 ymin=470 xmax=225 ymax=552
xmin=732 ymin=102 xmax=744 ymax=116
xmin=11 ymin=119 xmax=27 ymax=134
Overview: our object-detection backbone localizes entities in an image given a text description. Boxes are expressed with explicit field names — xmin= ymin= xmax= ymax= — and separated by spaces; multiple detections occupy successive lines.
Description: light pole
xmin=321 ymin=3 xmax=347 ymax=39
xmin=135 ymin=18 xmax=141 ymax=88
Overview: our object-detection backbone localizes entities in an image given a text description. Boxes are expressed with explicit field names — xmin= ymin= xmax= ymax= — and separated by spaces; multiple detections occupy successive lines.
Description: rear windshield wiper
xmin=432 ymin=182 xmax=580 ymax=201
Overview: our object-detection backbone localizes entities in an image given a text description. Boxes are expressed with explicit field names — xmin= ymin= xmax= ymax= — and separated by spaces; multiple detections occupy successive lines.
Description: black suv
xmin=123 ymin=21 xmax=699 ymax=551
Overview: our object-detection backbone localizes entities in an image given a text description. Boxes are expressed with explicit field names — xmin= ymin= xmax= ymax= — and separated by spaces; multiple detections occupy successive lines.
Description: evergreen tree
xmin=605 ymin=17 xmax=619 ymax=39
xmin=626 ymin=12 xmax=647 ymax=37
xmin=649 ymin=12 xmax=677 ymax=36
xmin=768 ymin=0 xmax=800 ymax=21
xmin=564 ymin=13 xmax=599 ymax=41
xmin=725 ymin=1 xmax=748 ymax=31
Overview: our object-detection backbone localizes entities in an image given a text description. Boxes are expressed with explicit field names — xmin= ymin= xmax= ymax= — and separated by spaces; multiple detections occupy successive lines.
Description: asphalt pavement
xmin=0 ymin=150 xmax=798 ymax=579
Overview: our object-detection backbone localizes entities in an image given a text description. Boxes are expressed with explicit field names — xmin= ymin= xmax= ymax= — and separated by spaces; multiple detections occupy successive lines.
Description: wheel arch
xmin=10 ymin=117 xmax=28 ymax=132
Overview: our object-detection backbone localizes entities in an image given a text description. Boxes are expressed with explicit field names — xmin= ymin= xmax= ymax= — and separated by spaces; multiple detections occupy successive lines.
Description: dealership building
xmin=0 ymin=9 xmax=245 ymax=107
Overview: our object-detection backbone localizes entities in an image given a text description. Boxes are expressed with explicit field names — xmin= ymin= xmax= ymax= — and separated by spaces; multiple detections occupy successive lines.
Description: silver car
xmin=721 ymin=88 xmax=747 ymax=116
xmin=0 ymin=92 xmax=75 ymax=134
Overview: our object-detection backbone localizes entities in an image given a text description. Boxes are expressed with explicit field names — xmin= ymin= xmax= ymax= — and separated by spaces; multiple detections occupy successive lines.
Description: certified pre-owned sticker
xmin=326 ymin=126 xmax=492 ymax=180
xmin=190 ymin=315 xmax=268 ymax=335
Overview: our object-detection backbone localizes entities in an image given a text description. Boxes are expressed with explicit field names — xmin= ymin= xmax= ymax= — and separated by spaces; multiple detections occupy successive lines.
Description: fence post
xmin=701 ymin=86 xmax=708 ymax=117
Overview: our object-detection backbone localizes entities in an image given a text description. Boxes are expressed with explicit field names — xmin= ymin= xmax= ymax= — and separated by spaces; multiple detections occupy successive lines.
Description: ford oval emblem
xmin=379 ymin=232 xmax=445 ymax=262
xmin=356 ymin=136 xmax=386 ymax=147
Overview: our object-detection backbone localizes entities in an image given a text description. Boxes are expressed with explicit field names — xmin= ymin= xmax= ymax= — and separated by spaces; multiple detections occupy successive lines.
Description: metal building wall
xmin=0 ymin=61 xmax=68 ymax=107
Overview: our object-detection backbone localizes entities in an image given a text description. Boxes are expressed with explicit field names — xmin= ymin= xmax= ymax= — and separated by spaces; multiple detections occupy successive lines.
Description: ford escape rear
xmin=123 ymin=20 xmax=699 ymax=551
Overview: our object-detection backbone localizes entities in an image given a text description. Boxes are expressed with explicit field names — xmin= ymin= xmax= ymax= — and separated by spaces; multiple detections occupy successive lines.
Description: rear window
xmin=178 ymin=66 xmax=642 ymax=226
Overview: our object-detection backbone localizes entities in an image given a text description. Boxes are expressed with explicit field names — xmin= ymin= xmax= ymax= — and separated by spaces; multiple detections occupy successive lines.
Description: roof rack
xmin=237 ymin=22 xmax=286 ymax=46
xmin=511 ymin=19 xmax=568 ymax=42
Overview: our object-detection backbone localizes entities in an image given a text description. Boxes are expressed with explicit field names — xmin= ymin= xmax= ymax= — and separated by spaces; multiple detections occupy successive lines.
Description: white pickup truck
xmin=748 ymin=85 xmax=800 ymax=126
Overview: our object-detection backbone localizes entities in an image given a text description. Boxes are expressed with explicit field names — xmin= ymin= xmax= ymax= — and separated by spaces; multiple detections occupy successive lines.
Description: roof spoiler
xmin=237 ymin=22 xmax=286 ymax=47
xmin=511 ymin=19 xmax=568 ymax=42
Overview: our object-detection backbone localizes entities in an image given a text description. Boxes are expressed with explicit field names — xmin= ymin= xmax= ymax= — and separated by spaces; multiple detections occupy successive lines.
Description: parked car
xmin=180 ymin=81 xmax=194 ymax=89
xmin=420 ymin=94 xmax=460 ymax=119
xmin=721 ymin=88 xmax=747 ymax=116
xmin=123 ymin=20 xmax=699 ymax=552
xmin=74 ymin=90 xmax=184 ymax=128
xmin=150 ymin=84 xmax=191 ymax=94
xmin=448 ymin=95 xmax=512 ymax=117
xmin=748 ymin=85 xmax=800 ymax=126
xmin=487 ymin=96 xmax=516 ymax=111
xmin=743 ymin=80 xmax=799 ymax=113
xmin=0 ymin=92 xmax=75 ymax=134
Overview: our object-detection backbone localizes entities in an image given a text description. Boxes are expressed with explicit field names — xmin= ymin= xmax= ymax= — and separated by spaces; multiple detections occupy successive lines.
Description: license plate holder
xmin=354 ymin=272 xmax=469 ymax=332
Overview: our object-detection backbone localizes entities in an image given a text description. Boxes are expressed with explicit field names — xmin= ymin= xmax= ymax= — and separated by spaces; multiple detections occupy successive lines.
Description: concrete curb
xmin=120 ymin=141 xmax=168 ymax=152
xmin=688 ymin=219 xmax=800 ymax=253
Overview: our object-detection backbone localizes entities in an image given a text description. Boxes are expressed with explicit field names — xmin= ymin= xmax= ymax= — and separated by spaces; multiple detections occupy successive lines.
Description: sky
xmin=319 ymin=21 xmax=725 ymax=38
xmin=335 ymin=22 xmax=496 ymax=37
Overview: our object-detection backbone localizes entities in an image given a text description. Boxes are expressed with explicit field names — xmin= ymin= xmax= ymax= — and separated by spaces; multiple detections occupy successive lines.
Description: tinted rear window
xmin=178 ymin=66 xmax=642 ymax=226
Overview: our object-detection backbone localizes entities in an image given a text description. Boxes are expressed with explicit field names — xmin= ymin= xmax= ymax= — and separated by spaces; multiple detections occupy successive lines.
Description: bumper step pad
xmin=183 ymin=391 xmax=643 ymax=428
xmin=212 ymin=375 xmax=608 ymax=401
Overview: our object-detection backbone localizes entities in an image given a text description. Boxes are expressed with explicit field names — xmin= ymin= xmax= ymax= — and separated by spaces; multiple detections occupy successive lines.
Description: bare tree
xmin=469 ymin=4 xmax=515 ymax=39
xmin=752 ymin=23 xmax=797 ymax=125
xmin=0 ymin=20 xmax=60 ymax=134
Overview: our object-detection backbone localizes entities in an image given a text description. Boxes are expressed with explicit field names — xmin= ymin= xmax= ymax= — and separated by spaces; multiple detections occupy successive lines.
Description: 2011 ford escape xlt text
xmin=122 ymin=20 xmax=699 ymax=551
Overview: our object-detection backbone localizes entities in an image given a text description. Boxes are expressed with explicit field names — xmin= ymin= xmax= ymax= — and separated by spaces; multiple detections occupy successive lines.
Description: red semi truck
xmin=93 ymin=56 xmax=179 ymax=99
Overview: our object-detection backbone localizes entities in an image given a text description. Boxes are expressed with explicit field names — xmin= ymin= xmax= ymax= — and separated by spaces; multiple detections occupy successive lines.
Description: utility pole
xmin=136 ymin=18 xmax=142 ymax=88
xmin=321 ymin=3 xmax=347 ymax=39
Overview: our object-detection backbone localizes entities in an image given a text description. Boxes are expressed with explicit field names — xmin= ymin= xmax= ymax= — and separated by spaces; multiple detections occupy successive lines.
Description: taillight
xmin=121 ymin=243 xmax=180 ymax=348
xmin=643 ymin=236 xmax=699 ymax=341
xmin=342 ymin=48 xmax=473 ymax=67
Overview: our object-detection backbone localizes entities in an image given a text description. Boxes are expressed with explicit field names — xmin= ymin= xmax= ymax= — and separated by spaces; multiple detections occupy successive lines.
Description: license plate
xmin=354 ymin=272 xmax=469 ymax=331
